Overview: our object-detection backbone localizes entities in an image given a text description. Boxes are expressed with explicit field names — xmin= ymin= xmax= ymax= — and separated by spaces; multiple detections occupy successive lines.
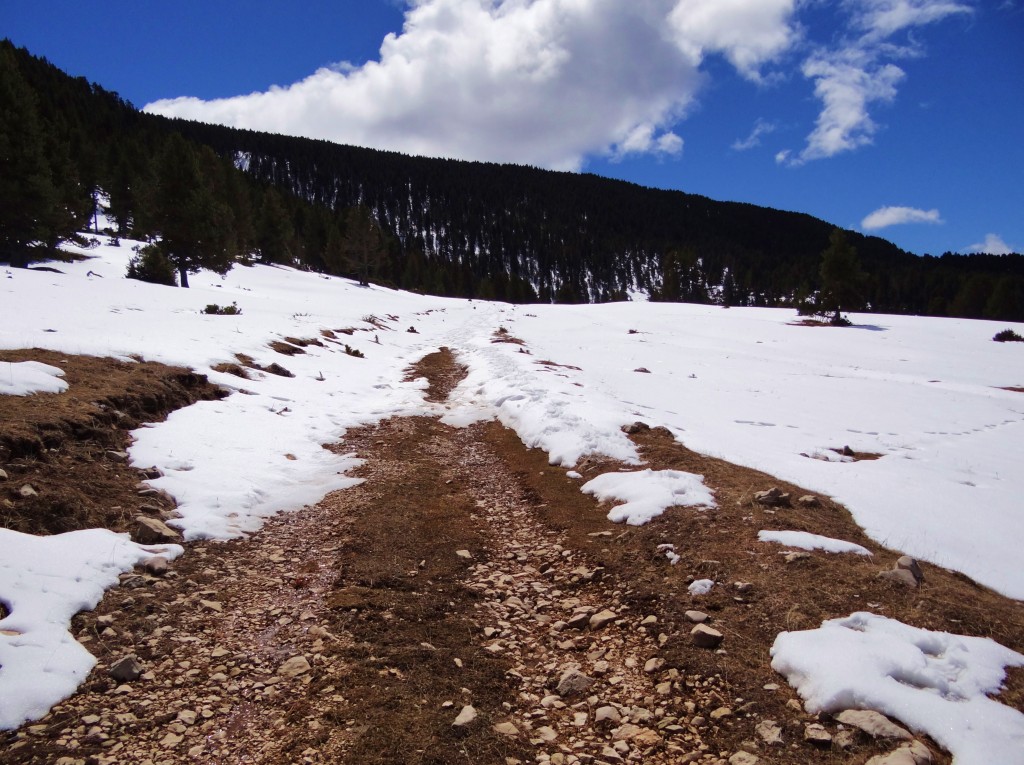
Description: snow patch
xmin=0 ymin=361 xmax=67 ymax=396
xmin=0 ymin=528 xmax=182 ymax=729
xmin=758 ymin=529 xmax=872 ymax=556
xmin=771 ymin=612 xmax=1024 ymax=765
xmin=580 ymin=469 xmax=715 ymax=525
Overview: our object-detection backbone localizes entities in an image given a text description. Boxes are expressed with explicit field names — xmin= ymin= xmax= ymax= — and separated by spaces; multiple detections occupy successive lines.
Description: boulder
xmin=108 ymin=654 xmax=143 ymax=682
xmin=865 ymin=741 xmax=932 ymax=765
xmin=835 ymin=709 xmax=912 ymax=740
xmin=754 ymin=487 xmax=790 ymax=506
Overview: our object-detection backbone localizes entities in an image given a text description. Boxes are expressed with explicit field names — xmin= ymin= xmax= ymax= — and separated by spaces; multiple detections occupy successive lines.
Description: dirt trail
xmin=4 ymin=348 xmax=1023 ymax=765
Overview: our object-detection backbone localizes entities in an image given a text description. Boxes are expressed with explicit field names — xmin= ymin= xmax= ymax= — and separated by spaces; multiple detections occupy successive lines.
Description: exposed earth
xmin=2 ymin=346 xmax=1023 ymax=765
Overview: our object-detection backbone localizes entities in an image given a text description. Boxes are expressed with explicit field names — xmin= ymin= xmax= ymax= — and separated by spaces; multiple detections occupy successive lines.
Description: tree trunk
xmin=179 ymin=267 xmax=190 ymax=288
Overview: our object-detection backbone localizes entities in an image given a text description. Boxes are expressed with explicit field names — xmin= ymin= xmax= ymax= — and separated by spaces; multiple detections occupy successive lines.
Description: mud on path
xmin=3 ymin=348 xmax=1023 ymax=764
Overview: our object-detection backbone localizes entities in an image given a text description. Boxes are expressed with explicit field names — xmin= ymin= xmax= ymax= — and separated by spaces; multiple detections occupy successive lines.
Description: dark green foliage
xmin=818 ymin=229 xmax=868 ymax=325
xmin=203 ymin=302 xmax=242 ymax=316
xmin=344 ymin=344 xmax=365 ymax=358
xmin=993 ymin=329 xmax=1023 ymax=343
xmin=126 ymin=243 xmax=177 ymax=286
xmin=5 ymin=39 xmax=1024 ymax=319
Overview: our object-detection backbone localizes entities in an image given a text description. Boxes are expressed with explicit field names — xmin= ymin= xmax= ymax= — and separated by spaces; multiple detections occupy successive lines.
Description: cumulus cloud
xmin=968 ymin=234 xmax=1014 ymax=255
xmin=861 ymin=205 xmax=943 ymax=229
xmin=146 ymin=0 xmax=797 ymax=170
xmin=732 ymin=118 xmax=776 ymax=151
xmin=783 ymin=0 xmax=972 ymax=165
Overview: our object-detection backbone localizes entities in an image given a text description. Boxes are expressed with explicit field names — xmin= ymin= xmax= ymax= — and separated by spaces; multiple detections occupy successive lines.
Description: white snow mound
xmin=758 ymin=529 xmax=871 ymax=555
xmin=0 ymin=361 xmax=67 ymax=396
xmin=770 ymin=612 xmax=1024 ymax=765
xmin=581 ymin=468 xmax=715 ymax=525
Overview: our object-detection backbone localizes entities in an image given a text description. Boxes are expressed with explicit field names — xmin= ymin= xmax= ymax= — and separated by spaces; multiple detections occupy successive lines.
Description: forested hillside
xmin=2 ymin=40 xmax=1022 ymax=319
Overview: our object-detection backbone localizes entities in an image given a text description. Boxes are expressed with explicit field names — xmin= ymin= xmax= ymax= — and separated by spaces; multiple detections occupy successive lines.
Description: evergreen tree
xmin=0 ymin=47 xmax=60 ymax=266
xmin=152 ymin=134 xmax=233 ymax=287
xmin=255 ymin=187 xmax=294 ymax=265
xmin=340 ymin=205 xmax=384 ymax=286
xmin=818 ymin=229 xmax=867 ymax=325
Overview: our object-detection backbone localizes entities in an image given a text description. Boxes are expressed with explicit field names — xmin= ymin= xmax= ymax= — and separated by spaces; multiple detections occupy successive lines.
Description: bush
xmin=993 ymin=328 xmax=1023 ymax=342
xmin=126 ymin=244 xmax=177 ymax=286
xmin=203 ymin=302 xmax=242 ymax=316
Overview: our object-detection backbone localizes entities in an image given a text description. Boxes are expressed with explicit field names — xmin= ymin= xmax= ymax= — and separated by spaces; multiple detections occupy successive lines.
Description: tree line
xmin=2 ymin=39 xmax=1021 ymax=320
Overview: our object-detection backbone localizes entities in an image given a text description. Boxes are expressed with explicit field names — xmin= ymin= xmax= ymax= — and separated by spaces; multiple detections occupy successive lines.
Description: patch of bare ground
xmin=0 ymin=349 xmax=223 ymax=535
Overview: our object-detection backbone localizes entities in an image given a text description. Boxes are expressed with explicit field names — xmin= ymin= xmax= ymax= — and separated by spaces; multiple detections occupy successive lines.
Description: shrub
xmin=203 ymin=302 xmax=242 ymax=316
xmin=344 ymin=344 xmax=365 ymax=358
xmin=993 ymin=328 xmax=1023 ymax=342
xmin=126 ymin=244 xmax=177 ymax=286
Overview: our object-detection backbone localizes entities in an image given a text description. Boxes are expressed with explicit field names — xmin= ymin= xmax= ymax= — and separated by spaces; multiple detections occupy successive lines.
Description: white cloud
xmin=968 ymin=234 xmax=1014 ymax=255
xmin=732 ymin=118 xmax=776 ymax=151
xmin=784 ymin=0 xmax=972 ymax=164
xmin=861 ymin=205 xmax=943 ymax=229
xmin=145 ymin=0 xmax=798 ymax=170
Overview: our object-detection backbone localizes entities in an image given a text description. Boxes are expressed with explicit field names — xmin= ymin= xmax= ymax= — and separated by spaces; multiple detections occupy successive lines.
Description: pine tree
xmin=152 ymin=134 xmax=233 ymax=287
xmin=818 ymin=229 xmax=867 ymax=325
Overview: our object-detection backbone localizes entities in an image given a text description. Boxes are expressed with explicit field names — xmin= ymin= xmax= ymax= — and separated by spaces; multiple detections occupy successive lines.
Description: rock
xmin=784 ymin=551 xmax=811 ymax=563
xmin=755 ymin=719 xmax=783 ymax=746
xmin=278 ymin=655 xmax=311 ymax=678
xmin=595 ymin=706 xmax=621 ymax=725
xmin=0 ymin=468 xmax=7 ymax=481
xmin=753 ymin=487 xmax=790 ymax=506
xmin=625 ymin=422 xmax=650 ymax=434
xmin=835 ymin=709 xmax=912 ymax=740
xmin=644 ymin=657 xmax=665 ymax=674
xmin=865 ymin=741 xmax=933 ymax=765
xmin=709 ymin=707 xmax=732 ymax=720
xmin=566 ymin=612 xmax=592 ymax=630
xmin=729 ymin=753 xmax=760 ymax=765
xmin=684 ymin=610 xmax=709 ymax=623
xmin=132 ymin=516 xmax=181 ymax=544
xmin=106 ymin=450 xmax=130 ymax=463
xmin=633 ymin=728 xmax=661 ymax=747
xmin=797 ymin=494 xmax=821 ymax=507
xmin=535 ymin=726 xmax=558 ymax=743
xmin=613 ymin=723 xmax=642 ymax=740
xmin=556 ymin=668 xmax=595 ymax=696
xmin=589 ymin=609 xmax=618 ymax=629
xmin=18 ymin=484 xmax=38 ymax=498
xmin=834 ymin=729 xmax=857 ymax=750
xmin=895 ymin=556 xmax=924 ymax=584
xmin=452 ymin=705 xmax=477 ymax=727
xmin=455 ymin=549 xmax=473 ymax=559
xmin=492 ymin=722 xmax=520 ymax=737
xmin=734 ymin=581 xmax=753 ymax=594
xmin=878 ymin=568 xmax=918 ymax=588
xmin=690 ymin=624 xmax=723 ymax=649
xmin=804 ymin=723 xmax=832 ymax=747
xmin=199 ymin=599 xmax=223 ymax=612
xmin=142 ymin=556 xmax=169 ymax=576
xmin=108 ymin=655 xmax=143 ymax=682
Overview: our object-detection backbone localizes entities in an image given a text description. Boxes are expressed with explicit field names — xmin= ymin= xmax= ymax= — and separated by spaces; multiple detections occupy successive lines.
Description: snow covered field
xmin=3 ymin=235 xmax=1024 ymax=757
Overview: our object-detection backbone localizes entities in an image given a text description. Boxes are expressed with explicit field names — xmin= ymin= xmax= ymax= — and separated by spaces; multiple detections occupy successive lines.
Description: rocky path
xmin=6 ymin=349 xmax=1019 ymax=764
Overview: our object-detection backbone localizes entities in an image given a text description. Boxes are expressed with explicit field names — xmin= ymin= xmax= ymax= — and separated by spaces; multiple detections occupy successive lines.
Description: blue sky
xmin=5 ymin=1 xmax=1022 ymax=256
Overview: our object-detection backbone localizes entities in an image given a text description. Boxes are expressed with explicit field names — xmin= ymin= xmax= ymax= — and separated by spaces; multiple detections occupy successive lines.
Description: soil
xmin=2 ymin=345 xmax=1023 ymax=765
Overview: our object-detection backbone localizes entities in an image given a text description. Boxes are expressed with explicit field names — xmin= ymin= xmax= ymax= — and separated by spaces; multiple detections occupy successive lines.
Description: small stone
xmin=142 ymin=557 xmax=169 ymax=576
xmin=797 ymin=495 xmax=820 ymax=507
xmin=633 ymin=729 xmax=661 ymax=747
xmin=453 ymin=705 xmax=477 ymax=727
xmin=755 ymin=719 xmax=783 ymax=746
xmin=0 ymin=468 xmax=7 ymax=481
xmin=108 ymin=655 xmax=142 ymax=682
xmin=589 ymin=609 xmax=618 ymax=630
xmin=18 ymin=484 xmax=38 ymax=498
xmin=865 ymin=741 xmax=933 ymax=765
xmin=278 ymin=655 xmax=311 ymax=678
xmin=690 ymin=624 xmax=723 ymax=648
xmin=684 ymin=610 xmax=709 ymax=623
xmin=753 ymin=487 xmax=790 ymax=506
xmin=835 ymin=710 xmax=912 ymax=740
xmin=106 ymin=450 xmax=130 ymax=463
xmin=493 ymin=722 xmax=520 ymax=737
xmin=199 ymin=599 xmax=223 ymax=612
xmin=132 ymin=516 xmax=181 ymax=544
xmin=709 ymin=707 xmax=732 ymax=721
xmin=834 ymin=729 xmax=857 ymax=750
xmin=455 ymin=549 xmax=473 ymax=559
xmin=644 ymin=657 xmax=665 ymax=674
xmin=535 ymin=726 xmax=558 ymax=743
xmin=895 ymin=556 xmax=924 ymax=583
xmin=556 ymin=668 xmax=595 ymax=696
xmin=729 ymin=753 xmax=760 ymax=765
xmin=595 ymin=706 xmax=621 ymax=725
xmin=160 ymin=732 xmax=184 ymax=747
xmin=804 ymin=723 xmax=832 ymax=747
xmin=784 ymin=551 xmax=811 ymax=563
xmin=176 ymin=710 xmax=197 ymax=726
